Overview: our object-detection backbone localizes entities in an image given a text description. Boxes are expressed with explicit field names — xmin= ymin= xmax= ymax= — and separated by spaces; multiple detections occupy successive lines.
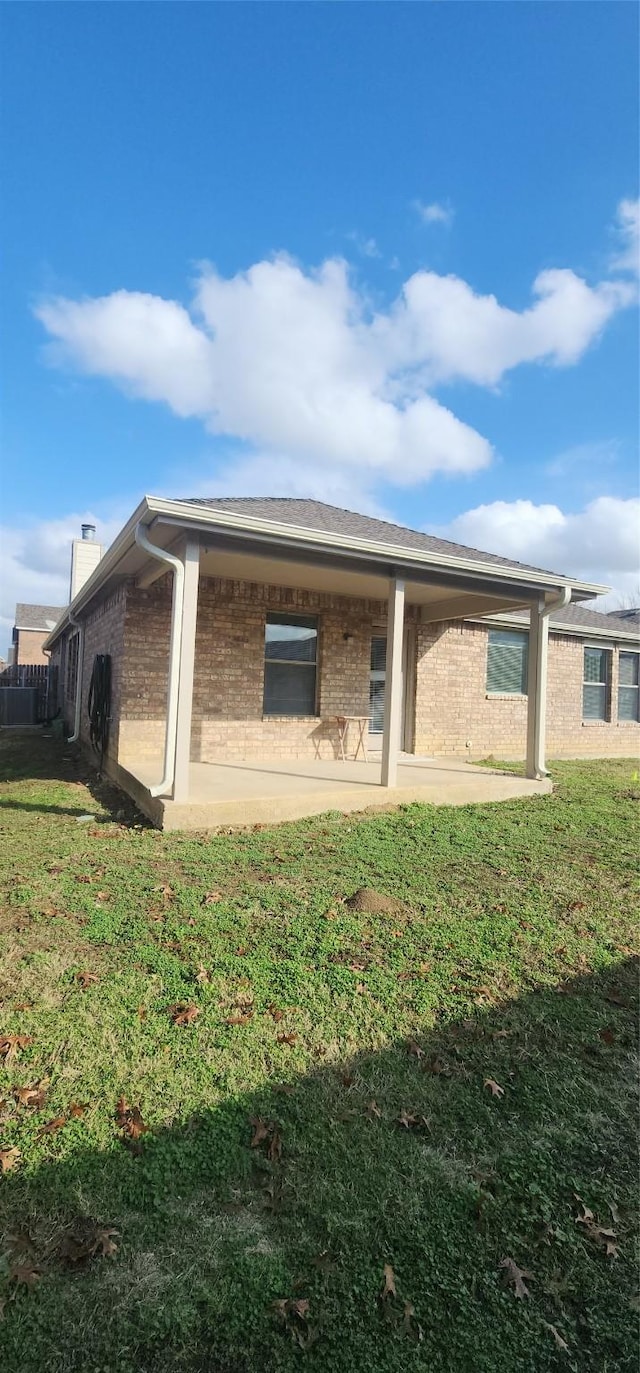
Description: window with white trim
xmin=486 ymin=629 xmax=528 ymax=695
xmin=582 ymin=646 xmax=610 ymax=721
xmin=618 ymin=651 xmax=639 ymax=722
xmin=263 ymin=613 xmax=318 ymax=716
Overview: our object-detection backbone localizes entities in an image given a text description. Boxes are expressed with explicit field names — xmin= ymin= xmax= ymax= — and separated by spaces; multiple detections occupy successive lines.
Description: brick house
xmin=45 ymin=497 xmax=639 ymax=828
xmin=9 ymin=604 xmax=64 ymax=666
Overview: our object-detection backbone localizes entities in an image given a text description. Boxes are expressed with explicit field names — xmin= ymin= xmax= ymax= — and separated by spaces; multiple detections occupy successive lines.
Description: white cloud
xmin=435 ymin=496 xmax=640 ymax=603
xmin=347 ymin=232 xmax=381 ymax=259
xmin=414 ymin=199 xmax=455 ymax=227
xmin=34 ymin=208 xmax=636 ymax=498
xmin=0 ymin=512 xmax=123 ymax=659
xmin=611 ymin=197 xmax=639 ymax=276
xmin=544 ymin=438 xmax=620 ymax=478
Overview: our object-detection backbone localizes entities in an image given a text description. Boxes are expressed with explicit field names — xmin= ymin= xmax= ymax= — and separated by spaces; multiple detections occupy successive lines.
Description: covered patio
xmin=116 ymin=751 xmax=553 ymax=831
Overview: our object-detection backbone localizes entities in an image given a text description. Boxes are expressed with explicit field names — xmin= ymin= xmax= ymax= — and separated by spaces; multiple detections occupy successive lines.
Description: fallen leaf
xmin=202 ymin=890 xmax=222 ymax=904
xmin=14 ymin=1084 xmax=47 ymax=1109
xmin=77 ymin=970 xmax=99 ymax=990
xmin=499 ymin=1256 xmax=533 ymax=1299
xmin=492 ymin=1029 xmax=512 ymax=1040
xmin=484 ymin=1078 xmax=505 ymax=1098
xmin=249 ymin=1117 xmax=270 ymax=1147
xmin=543 ymin=1322 xmax=569 ymax=1352
xmin=276 ymin=1032 xmax=297 ymax=1046
xmin=599 ymin=1027 xmax=616 ymax=1045
xmin=69 ymin=1102 xmax=89 ymax=1118
xmin=0 ymin=1147 xmax=21 ymax=1173
xmin=402 ymin=1299 xmax=423 ymax=1341
xmin=195 ymin=964 xmax=210 ymax=984
xmin=0 ymin=1035 xmax=33 ymax=1064
xmin=12 ymin=1003 xmax=32 ymax=1012
xmin=169 ymin=1003 xmax=200 ymax=1026
xmin=38 ymin=1116 xmax=67 ymax=1135
xmin=406 ymin=1039 xmax=424 ymax=1060
xmin=226 ymin=1012 xmax=253 ymax=1026
xmin=365 ymin=1099 xmax=381 ymax=1119
xmin=155 ymin=884 xmax=174 ymax=900
xmin=341 ymin=1073 xmax=354 ymax=1087
xmin=137 ymin=1004 xmax=147 ymax=1020
xmin=58 ymin=1218 xmax=119 ymax=1265
xmin=380 ymin=1263 xmax=397 ymax=1300
xmin=115 ymin=1096 xmax=148 ymax=1141
xmin=267 ymin=1005 xmax=284 ymax=1021
xmin=9 ymin=1261 xmax=41 ymax=1290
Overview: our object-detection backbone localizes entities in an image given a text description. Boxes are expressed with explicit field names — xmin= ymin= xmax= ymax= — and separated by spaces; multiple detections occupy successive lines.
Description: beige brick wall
xmin=414 ymin=620 xmax=639 ymax=759
xmin=118 ymin=575 xmax=389 ymax=763
xmin=55 ymin=568 xmax=638 ymax=769
xmin=56 ymin=587 xmax=127 ymax=762
xmin=15 ymin=629 xmax=50 ymax=666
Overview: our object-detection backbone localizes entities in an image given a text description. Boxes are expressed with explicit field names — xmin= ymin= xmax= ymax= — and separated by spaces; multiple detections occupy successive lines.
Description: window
xmin=618 ymin=652 xmax=640 ymax=722
xmin=369 ymin=636 xmax=387 ymax=734
xmin=583 ymin=646 xmax=610 ymax=721
xmin=263 ymin=613 xmax=318 ymax=716
xmin=66 ymin=633 xmax=79 ymax=702
xmin=486 ymin=629 xmax=528 ymax=695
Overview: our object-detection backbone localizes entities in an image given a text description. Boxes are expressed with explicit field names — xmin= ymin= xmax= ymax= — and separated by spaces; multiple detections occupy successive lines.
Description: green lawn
xmin=0 ymin=732 xmax=638 ymax=1372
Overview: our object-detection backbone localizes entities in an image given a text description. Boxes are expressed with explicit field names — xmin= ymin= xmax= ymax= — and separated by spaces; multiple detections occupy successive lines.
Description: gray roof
xmin=607 ymin=607 xmax=640 ymax=623
xmin=183 ymin=497 xmax=565 ymax=579
xmin=510 ymin=602 xmax=640 ymax=638
xmin=15 ymin=603 xmax=65 ymax=631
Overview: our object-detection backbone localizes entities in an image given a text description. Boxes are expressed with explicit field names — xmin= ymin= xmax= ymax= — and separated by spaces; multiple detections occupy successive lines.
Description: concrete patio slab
xmin=108 ymin=753 xmax=552 ymax=830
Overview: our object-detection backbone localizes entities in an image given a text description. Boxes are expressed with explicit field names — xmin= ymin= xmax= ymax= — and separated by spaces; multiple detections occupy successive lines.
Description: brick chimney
xmin=69 ymin=523 xmax=104 ymax=600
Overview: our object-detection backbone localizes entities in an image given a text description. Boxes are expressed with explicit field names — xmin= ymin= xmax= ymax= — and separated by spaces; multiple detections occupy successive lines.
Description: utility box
xmin=0 ymin=687 xmax=39 ymax=726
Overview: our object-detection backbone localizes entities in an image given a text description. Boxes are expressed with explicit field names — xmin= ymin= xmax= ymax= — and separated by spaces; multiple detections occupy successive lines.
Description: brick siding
xmin=58 ymin=570 xmax=639 ymax=767
xmin=15 ymin=629 xmax=50 ymax=666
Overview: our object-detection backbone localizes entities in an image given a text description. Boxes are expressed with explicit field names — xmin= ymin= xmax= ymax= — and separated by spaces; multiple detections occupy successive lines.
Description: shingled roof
xmin=509 ymin=602 xmax=640 ymax=637
xmin=15 ymin=603 xmax=64 ymax=631
xmin=183 ymin=497 xmax=567 ymax=579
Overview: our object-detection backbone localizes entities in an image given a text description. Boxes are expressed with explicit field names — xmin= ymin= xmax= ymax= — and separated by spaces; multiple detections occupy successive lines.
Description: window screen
xmin=583 ymin=647 xmax=610 ymax=721
xmin=618 ymin=652 xmax=639 ymax=722
xmin=263 ymin=613 xmax=318 ymax=716
xmin=369 ymin=635 xmax=387 ymax=734
xmin=486 ymin=629 xmax=528 ymax=695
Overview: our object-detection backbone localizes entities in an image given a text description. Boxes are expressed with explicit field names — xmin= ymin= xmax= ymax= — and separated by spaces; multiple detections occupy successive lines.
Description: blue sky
xmin=1 ymin=2 xmax=638 ymax=647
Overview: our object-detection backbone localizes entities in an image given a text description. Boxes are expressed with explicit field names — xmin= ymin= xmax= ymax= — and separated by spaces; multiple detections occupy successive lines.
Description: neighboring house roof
xmin=14 ymin=603 xmax=65 ymax=632
xmin=487 ymin=602 xmax=640 ymax=643
xmin=184 ymin=497 xmax=564 ymax=579
xmin=607 ymin=607 xmax=640 ymax=623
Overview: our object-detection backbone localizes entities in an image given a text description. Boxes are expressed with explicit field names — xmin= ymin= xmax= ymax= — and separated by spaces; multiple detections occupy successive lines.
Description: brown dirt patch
xmin=344 ymin=887 xmax=403 ymax=915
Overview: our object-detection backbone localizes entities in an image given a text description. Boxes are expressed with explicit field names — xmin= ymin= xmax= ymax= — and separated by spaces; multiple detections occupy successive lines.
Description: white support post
xmin=381 ymin=577 xmax=405 ymax=788
xmin=172 ymin=538 xmax=200 ymax=803
xmin=526 ymin=598 xmax=549 ymax=779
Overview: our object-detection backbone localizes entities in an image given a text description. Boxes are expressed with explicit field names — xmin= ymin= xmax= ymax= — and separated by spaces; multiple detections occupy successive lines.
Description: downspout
xmin=67 ymin=613 xmax=85 ymax=744
xmin=527 ymin=585 xmax=572 ymax=779
xmin=134 ymin=522 xmax=185 ymax=798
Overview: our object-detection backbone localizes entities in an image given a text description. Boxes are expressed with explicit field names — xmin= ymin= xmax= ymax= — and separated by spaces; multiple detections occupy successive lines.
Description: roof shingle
xmin=182 ymin=497 xmax=567 ymax=579
xmin=15 ymin=603 xmax=65 ymax=631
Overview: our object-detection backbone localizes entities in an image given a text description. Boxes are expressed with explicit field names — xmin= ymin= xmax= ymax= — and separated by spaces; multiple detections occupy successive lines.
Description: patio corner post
xmin=172 ymin=538 xmax=200 ymax=804
xmin=526 ymin=599 xmax=548 ymax=780
xmin=381 ymin=576 xmax=405 ymax=788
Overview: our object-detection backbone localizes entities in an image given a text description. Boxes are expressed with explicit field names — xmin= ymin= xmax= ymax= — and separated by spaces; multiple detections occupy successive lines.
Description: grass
xmin=0 ymin=730 xmax=638 ymax=1372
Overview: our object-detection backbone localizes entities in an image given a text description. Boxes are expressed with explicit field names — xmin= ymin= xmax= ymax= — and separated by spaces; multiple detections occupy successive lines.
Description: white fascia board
xmin=43 ymin=497 xmax=152 ymax=649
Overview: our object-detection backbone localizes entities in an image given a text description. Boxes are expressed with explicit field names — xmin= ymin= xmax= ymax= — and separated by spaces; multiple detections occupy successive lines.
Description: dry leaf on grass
xmin=599 ymin=1027 xmax=616 ymax=1045
xmin=380 ymin=1263 xmax=397 ymax=1300
xmin=168 ymin=1003 xmax=200 ymax=1027
xmin=406 ymin=1039 xmax=424 ymax=1060
xmin=226 ymin=1012 xmax=253 ymax=1026
xmin=195 ymin=964 xmax=210 ymax=984
xmin=13 ymin=1084 xmax=47 ymax=1109
xmin=574 ymin=1202 xmax=620 ymax=1257
xmin=276 ymin=1032 xmax=297 ymax=1046
xmin=58 ymin=1218 xmax=119 ymax=1266
xmin=9 ymin=1261 xmax=41 ymax=1290
xmin=38 ymin=1116 xmax=67 ymax=1136
xmin=543 ymin=1322 xmax=570 ymax=1352
xmin=69 ymin=1102 xmax=89 ymax=1118
xmin=484 ymin=1078 xmax=505 ymax=1098
xmin=249 ymin=1116 xmax=283 ymax=1162
xmin=0 ymin=1035 xmax=33 ymax=1064
xmin=76 ymin=971 xmax=99 ymax=990
xmin=499 ymin=1256 xmax=533 ymax=1298
xmin=365 ymin=1099 xmax=382 ymax=1120
xmin=115 ymin=1096 xmax=148 ymax=1142
xmin=202 ymin=890 xmax=223 ymax=905
xmin=0 ymin=1147 xmax=21 ymax=1173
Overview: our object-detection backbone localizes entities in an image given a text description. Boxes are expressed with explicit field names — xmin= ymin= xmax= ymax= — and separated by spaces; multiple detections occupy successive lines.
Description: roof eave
xmin=43 ymin=493 xmax=608 ymax=647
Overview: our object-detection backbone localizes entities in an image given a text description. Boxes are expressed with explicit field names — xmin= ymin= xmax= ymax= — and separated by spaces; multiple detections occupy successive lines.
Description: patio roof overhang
xmin=44 ymin=494 xmax=609 ymax=650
